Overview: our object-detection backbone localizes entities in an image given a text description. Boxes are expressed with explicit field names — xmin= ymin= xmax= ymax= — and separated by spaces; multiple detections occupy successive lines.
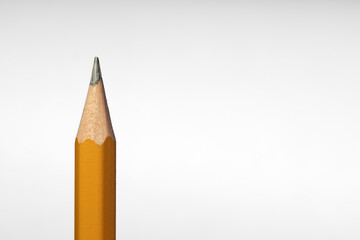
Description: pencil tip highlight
xmin=90 ymin=57 xmax=102 ymax=85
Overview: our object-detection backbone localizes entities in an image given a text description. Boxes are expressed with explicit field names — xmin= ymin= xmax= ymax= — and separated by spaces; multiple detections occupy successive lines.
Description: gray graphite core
xmin=90 ymin=57 xmax=102 ymax=85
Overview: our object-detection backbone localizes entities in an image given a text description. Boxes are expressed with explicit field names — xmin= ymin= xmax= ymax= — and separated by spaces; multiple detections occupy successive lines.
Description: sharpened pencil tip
xmin=90 ymin=57 xmax=102 ymax=85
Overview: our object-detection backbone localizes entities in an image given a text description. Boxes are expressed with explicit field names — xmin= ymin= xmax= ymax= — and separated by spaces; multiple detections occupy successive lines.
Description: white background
xmin=1 ymin=1 xmax=360 ymax=239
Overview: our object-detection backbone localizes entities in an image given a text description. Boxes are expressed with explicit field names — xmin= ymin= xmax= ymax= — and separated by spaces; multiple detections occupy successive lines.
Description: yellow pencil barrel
xmin=75 ymin=137 xmax=116 ymax=240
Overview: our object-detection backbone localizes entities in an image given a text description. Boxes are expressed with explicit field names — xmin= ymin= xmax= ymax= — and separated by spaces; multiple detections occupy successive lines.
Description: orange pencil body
xmin=75 ymin=138 xmax=116 ymax=240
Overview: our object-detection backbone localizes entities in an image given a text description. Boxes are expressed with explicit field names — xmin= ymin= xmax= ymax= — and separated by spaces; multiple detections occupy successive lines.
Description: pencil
xmin=75 ymin=57 xmax=116 ymax=240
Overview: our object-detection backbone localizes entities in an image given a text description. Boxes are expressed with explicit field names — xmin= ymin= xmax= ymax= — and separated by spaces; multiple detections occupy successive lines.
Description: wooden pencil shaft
xmin=75 ymin=137 xmax=116 ymax=240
